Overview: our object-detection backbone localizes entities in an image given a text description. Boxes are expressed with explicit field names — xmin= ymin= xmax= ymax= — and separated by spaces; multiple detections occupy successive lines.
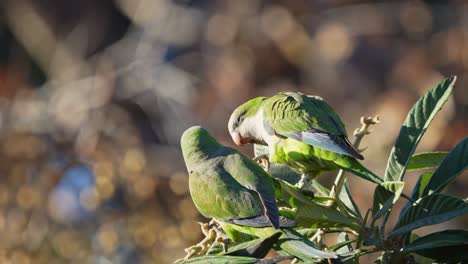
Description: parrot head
xmin=228 ymin=97 xmax=267 ymax=146
xmin=181 ymin=126 xmax=219 ymax=167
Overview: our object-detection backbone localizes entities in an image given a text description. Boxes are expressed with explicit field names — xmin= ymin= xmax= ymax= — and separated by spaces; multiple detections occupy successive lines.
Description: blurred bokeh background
xmin=0 ymin=0 xmax=466 ymax=263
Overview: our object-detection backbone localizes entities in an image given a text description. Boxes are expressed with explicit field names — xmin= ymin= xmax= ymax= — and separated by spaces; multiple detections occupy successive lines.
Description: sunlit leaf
xmin=407 ymin=152 xmax=448 ymax=171
xmin=384 ymin=76 xmax=456 ymax=181
xmin=274 ymin=228 xmax=337 ymax=261
xmin=390 ymin=194 xmax=468 ymax=237
xmin=421 ymin=137 xmax=468 ymax=196
xmin=220 ymin=225 xmax=335 ymax=261
xmin=296 ymin=200 xmax=360 ymax=230
xmin=308 ymin=179 xmax=330 ymax=197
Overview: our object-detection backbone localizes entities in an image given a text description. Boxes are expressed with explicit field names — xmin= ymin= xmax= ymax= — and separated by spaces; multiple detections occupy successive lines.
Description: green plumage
xmin=180 ymin=126 xmax=281 ymax=228
xmin=263 ymin=93 xmax=346 ymax=136
xmin=229 ymin=92 xmax=383 ymax=184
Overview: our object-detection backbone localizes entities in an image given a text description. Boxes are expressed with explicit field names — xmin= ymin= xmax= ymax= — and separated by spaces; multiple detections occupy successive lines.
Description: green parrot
xmin=180 ymin=126 xmax=295 ymax=229
xmin=228 ymin=92 xmax=383 ymax=185
xmin=180 ymin=126 xmax=338 ymax=261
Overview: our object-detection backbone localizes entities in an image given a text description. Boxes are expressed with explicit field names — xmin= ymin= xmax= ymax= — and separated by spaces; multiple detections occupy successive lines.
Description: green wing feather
xmin=223 ymin=148 xmax=280 ymax=228
xmin=263 ymin=92 xmax=363 ymax=159
xmin=263 ymin=92 xmax=347 ymax=136
xmin=189 ymin=167 xmax=264 ymax=222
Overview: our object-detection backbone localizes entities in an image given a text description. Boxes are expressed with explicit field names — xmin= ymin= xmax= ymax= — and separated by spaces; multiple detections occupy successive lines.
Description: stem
xmin=354 ymin=209 xmax=371 ymax=264
xmin=327 ymin=116 xmax=380 ymax=208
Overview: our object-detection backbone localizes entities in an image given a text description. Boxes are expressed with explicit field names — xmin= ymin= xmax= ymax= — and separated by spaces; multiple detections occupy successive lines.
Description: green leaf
xmin=274 ymin=228 xmax=337 ymax=261
xmin=176 ymin=255 xmax=258 ymax=264
xmin=207 ymin=242 xmax=226 ymax=255
xmin=422 ymin=137 xmax=468 ymax=196
xmin=308 ymin=179 xmax=330 ymax=197
xmin=402 ymin=230 xmax=468 ymax=262
xmin=402 ymin=229 xmax=468 ymax=252
xmin=400 ymin=172 xmax=432 ymax=216
xmin=223 ymin=233 xmax=281 ymax=258
xmin=338 ymin=179 xmax=363 ymax=220
xmin=269 ymin=164 xmax=302 ymax=185
xmin=389 ymin=194 xmax=468 ymax=237
xmin=414 ymin=173 xmax=433 ymax=199
xmin=331 ymin=232 xmax=355 ymax=253
xmin=296 ymin=200 xmax=360 ymax=230
xmin=220 ymin=225 xmax=336 ymax=261
xmin=384 ymin=76 xmax=456 ymax=181
xmin=371 ymin=182 xmax=405 ymax=221
xmin=276 ymin=179 xmax=313 ymax=208
xmin=407 ymin=152 xmax=448 ymax=171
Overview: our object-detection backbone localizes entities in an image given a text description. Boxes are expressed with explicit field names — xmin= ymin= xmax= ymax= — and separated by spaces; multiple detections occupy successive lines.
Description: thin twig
xmin=327 ymin=116 xmax=380 ymax=208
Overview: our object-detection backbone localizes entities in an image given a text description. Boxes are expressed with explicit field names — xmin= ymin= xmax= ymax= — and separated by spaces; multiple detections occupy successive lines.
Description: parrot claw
xmin=253 ymin=154 xmax=270 ymax=173
xmin=198 ymin=222 xmax=210 ymax=236
xmin=183 ymin=227 xmax=217 ymax=259
xmin=183 ymin=220 xmax=230 ymax=259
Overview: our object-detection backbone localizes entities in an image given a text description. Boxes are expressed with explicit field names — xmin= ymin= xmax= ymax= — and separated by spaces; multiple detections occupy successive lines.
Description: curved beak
xmin=231 ymin=131 xmax=244 ymax=146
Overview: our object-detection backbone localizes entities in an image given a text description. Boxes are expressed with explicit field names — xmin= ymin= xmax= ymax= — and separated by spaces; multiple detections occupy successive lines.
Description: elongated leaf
xmin=407 ymin=152 xmax=448 ymax=171
xmin=339 ymin=179 xmax=363 ymax=220
xmin=371 ymin=182 xmax=405 ymax=221
xmin=269 ymin=164 xmax=301 ymax=185
xmin=413 ymin=173 xmax=433 ymax=199
xmin=389 ymin=194 xmax=468 ymax=237
xmin=287 ymin=180 xmax=361 ymax=229
xmin=402 ymin=230 xmax=468 ymax=262
xmin=225 ymin=233 xmax=281 ymax=258
xmin=400 ymin=172 xmax=432 ymax=216
xmin=384 ymin=76 xmax=456 ymax=181
xmin=332 ymin=232 xmax=355 ymax=253
xmin=274 ymin=228 xmax=337 ymax=261
xmin=221 ymin=225 xmax=336 ymax=260
xmin=296 ymin=200 xmax=360 ymax=230
xmin=276 ymin=179 xmax=313 ymax=208
xmin=402 ymin=230 xmax=468 ymax=252
xmin=309 ymin=179 xmax=330 ymax=196
xmin=176 ymin=255 xmax=258 ymax=264
xmin=422 ymin=137 xmax=468 ymax=196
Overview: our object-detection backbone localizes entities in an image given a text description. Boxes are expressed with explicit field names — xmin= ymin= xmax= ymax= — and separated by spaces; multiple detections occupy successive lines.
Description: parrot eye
xmin=237 ymin=116 xmax=243 ymax=123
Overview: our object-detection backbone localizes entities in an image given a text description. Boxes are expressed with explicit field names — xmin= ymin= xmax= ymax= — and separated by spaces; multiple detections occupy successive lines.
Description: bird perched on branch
xmin=180 ymin=126 xmax=295 ymax=229
xmin=228 ymin=92 xmax=383 ymax=186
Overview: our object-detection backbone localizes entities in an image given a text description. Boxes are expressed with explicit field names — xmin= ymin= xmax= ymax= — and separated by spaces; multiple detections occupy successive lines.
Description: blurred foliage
xmin=0 ymin=0 xmax=466 ymax=263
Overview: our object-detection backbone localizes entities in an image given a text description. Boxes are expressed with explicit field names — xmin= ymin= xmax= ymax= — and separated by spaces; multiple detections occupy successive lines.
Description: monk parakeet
xmin=228 ymin=92 xmax=383 ymax=185
xmin=181 ymin=126 xmax=295 ymax=229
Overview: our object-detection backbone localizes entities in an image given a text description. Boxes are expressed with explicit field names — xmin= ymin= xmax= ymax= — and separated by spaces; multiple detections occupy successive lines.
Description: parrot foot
xmin=183 ymin=227 xmax=217 ymax=259
xmin=182 ymin=220 xmax=230 ymax=259
xmin=297 ymin=174 xmax=311 ymax=189
xmin=198 ymin=222 xmax=210 ymax=236
xmin=209 ymin=220 xmax=229 ymax=251
xmin=253 ymin=154 xmax=270 ymax=172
